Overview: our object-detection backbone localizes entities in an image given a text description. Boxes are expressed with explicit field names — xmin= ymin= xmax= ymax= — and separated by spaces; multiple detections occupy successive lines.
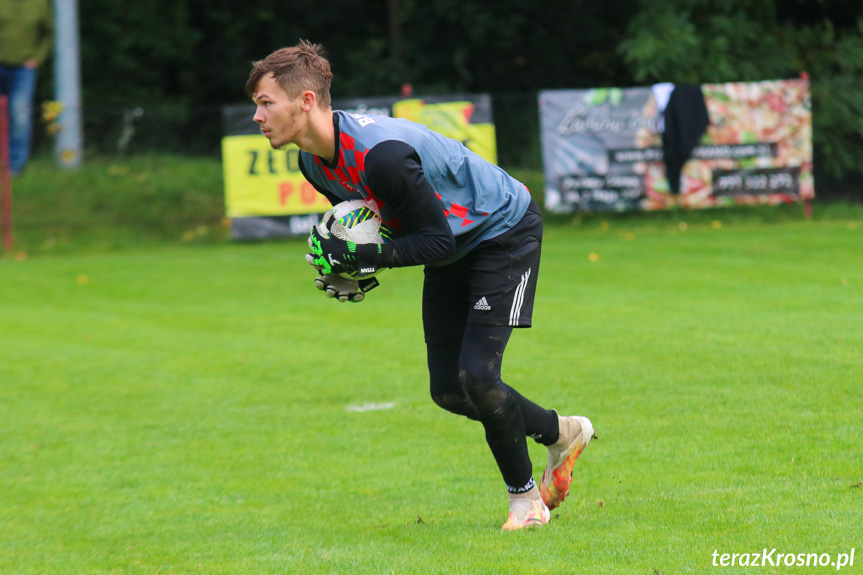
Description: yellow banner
xmin=222 ymin=95 xmax=498 ymax=220
xmin=392 ymin=99 xmax=498 ymax=165
xmin=221 ymin=135 xmax=332 ymax=217
xmin=222 ymin=96 xmax=497 ymax=219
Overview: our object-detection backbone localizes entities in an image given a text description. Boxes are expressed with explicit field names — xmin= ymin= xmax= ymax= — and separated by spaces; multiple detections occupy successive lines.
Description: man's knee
xmin=458 ymin=367 xmax=510 ymax=419
xmin=458 ymin=353 xmax=501 ymax=394
xmin=430 ymin=390 xmax=478 ymax=420
xmin=430 ymin=390 xmax=464 ymax=411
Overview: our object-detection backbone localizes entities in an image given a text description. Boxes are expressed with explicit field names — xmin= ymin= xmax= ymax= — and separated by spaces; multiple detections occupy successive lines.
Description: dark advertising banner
xmin=222 ymin=94 xmax=498 ymax=240
xmin=538 ymin=78 xmax=813 ymax=213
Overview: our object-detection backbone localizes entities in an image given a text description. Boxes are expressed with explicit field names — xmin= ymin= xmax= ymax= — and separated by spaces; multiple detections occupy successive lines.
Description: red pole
xmin=0 ymin=95 xmax=13 ymax=251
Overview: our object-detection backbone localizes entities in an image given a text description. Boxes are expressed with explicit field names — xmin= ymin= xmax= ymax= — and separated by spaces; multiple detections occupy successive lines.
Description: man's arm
xmin=365 ymin=140 xmax=455 ymax=267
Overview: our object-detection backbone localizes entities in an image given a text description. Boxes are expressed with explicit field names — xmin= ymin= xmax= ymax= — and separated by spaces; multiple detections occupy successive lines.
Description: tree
xmin=35 ymin=0 xmax=860 ymax=185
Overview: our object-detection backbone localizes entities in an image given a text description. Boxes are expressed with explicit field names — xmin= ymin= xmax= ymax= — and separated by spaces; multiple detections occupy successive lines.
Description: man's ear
xmin=301 ymin=90 xmax=317 ymax=111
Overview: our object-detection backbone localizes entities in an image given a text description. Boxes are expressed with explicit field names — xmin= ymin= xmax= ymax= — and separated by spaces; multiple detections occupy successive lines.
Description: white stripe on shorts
xmin=509 ymin=267 xmax=531 ymax=326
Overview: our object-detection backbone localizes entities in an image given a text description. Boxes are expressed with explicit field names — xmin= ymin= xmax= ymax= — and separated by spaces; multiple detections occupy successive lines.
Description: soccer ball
xmin=316 ymin=199 xmax=393 ymax=278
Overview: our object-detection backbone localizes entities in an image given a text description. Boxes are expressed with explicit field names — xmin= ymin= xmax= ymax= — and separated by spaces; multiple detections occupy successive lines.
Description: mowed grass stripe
xmin=1 ymin=216 xmax=861 ymax=574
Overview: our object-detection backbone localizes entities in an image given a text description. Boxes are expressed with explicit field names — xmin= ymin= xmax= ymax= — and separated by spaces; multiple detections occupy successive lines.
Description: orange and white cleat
xmin=500 ymin=486 xmax=550 ymax=531
xmin=540 ymin=415 xmax=595 ymax=510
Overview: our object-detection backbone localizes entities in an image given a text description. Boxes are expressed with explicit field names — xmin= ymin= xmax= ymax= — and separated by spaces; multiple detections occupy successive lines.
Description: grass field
xmin=2 ymin=158 xmax=862 ymax=573
xmin=2 ymin=197 xmax=861 ymax=574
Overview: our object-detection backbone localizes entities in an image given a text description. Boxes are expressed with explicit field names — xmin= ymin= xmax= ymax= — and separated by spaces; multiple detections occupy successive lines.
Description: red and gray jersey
xmin=299 ymin=111 xmax=532 ymax=267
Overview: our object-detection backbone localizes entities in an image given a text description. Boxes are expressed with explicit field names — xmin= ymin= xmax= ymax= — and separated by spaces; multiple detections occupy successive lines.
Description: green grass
xmin=2 ymin=195 xmax=862 ymax=573
xmin=8 ymin=155 xmax=228 ymax=254
xmin=2 ymin=157 xmax=863 ymax=573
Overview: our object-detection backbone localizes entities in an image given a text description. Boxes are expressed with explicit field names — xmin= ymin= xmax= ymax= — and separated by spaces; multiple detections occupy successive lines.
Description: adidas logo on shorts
xmin=474 ymin=297 xmax=491 ymax=311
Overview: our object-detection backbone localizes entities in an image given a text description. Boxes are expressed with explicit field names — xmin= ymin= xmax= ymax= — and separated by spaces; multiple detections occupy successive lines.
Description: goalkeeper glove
xmin=306 ymin=226 xmax=383 ymax=277
xmin=313 ymin=274 xmax=380 ymax=303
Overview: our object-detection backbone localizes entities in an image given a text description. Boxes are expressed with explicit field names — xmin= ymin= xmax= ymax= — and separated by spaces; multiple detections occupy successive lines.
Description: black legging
xmin=426 ymin=323 xmax=558 ymax=491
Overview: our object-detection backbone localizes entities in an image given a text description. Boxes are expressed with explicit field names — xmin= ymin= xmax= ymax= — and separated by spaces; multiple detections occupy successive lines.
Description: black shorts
xmin=422 ymin=200 xmax=542 ymax=344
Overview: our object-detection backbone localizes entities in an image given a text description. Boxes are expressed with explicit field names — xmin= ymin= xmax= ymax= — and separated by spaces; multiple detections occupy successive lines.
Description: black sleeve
xmin=365 ymin=140 xmax=456 ymax=267
xmin=298 ymin=153 xmax=341 ymax=207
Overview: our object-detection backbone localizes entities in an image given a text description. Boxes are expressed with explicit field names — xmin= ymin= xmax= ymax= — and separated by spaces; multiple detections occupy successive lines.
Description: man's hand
xmin=313 ymin=274 xmax=380 ymax=303
xmin=306 ymin=226 xmax=357 ymax=276
xmin=306 ymin=226 xmax=381 ymax=277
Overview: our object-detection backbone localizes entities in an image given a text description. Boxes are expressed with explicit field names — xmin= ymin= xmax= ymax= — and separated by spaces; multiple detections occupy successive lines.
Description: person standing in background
xmin=0 ymin=0 xmax=53 ymax=176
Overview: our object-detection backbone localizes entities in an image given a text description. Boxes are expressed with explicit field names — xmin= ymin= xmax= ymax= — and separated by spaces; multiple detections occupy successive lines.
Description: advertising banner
xmin=222 ymin=94 xmax=497 ymax=239
xmin=538 ymin=78 xmax=813 ymax=213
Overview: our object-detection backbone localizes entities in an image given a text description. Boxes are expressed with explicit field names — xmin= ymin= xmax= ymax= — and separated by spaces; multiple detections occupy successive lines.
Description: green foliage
xmin=620 ymin=0 xmax=791 ymax=84
xmin=395 ymin=0 xmax=637 ymax=93
xmin=10 ymin=156 xmax=228 ymax=253
xmin=78 ymin=0 xmax=201 ymax=107
xmin=31 ymin=1 xmax=863 ymax=183
xmin=619 ymin=8 xmax=703 ymax=84
xmin=789 ymin=18 xmax=863 ymax=178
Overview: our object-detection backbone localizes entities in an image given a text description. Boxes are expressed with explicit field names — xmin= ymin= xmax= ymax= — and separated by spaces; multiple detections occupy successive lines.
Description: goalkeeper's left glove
xmin=306 ymin=226 xmax=383 ymax=277
xmin=313 ymin=274 xmax=380 ymax=303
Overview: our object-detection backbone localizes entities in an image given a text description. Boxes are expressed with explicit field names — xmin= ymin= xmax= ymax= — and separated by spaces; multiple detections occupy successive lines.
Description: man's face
xmin=251 ymin=73 xmax=305 ymax=149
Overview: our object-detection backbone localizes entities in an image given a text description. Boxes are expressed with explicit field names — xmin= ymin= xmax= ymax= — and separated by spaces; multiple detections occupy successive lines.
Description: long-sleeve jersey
xmin=298 ymin=110 xmax=532 ymax=267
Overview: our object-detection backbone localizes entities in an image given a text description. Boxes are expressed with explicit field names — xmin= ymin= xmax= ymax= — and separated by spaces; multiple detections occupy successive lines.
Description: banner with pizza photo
xmin=538 ymin=77 xmax=814 ymax=213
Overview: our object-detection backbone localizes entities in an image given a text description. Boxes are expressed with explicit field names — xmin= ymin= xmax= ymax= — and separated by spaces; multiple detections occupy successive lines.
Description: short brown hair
xmin=245 ymin=40 xmax=333 ymax=109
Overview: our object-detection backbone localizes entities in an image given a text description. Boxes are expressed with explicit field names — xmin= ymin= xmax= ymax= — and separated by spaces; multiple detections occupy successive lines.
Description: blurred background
xmin=27 ymin=0 xmax=863 ymax=196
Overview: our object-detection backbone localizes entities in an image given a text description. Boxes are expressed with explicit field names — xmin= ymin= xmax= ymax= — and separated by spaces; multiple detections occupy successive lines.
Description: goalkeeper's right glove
xmin=313 ymin=274 xmax=380 ymax=303
xmin=307 ymin=226 xmax=384 ymax=277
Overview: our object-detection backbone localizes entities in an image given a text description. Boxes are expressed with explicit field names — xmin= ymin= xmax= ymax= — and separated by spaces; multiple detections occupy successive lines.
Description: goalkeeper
xmin=246 ymin=40 xmax=595 ymax=531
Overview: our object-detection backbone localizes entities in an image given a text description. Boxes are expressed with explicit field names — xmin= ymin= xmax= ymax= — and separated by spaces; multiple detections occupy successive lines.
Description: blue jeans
xmin=0 ymin=64 xmax=38 ymax=174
